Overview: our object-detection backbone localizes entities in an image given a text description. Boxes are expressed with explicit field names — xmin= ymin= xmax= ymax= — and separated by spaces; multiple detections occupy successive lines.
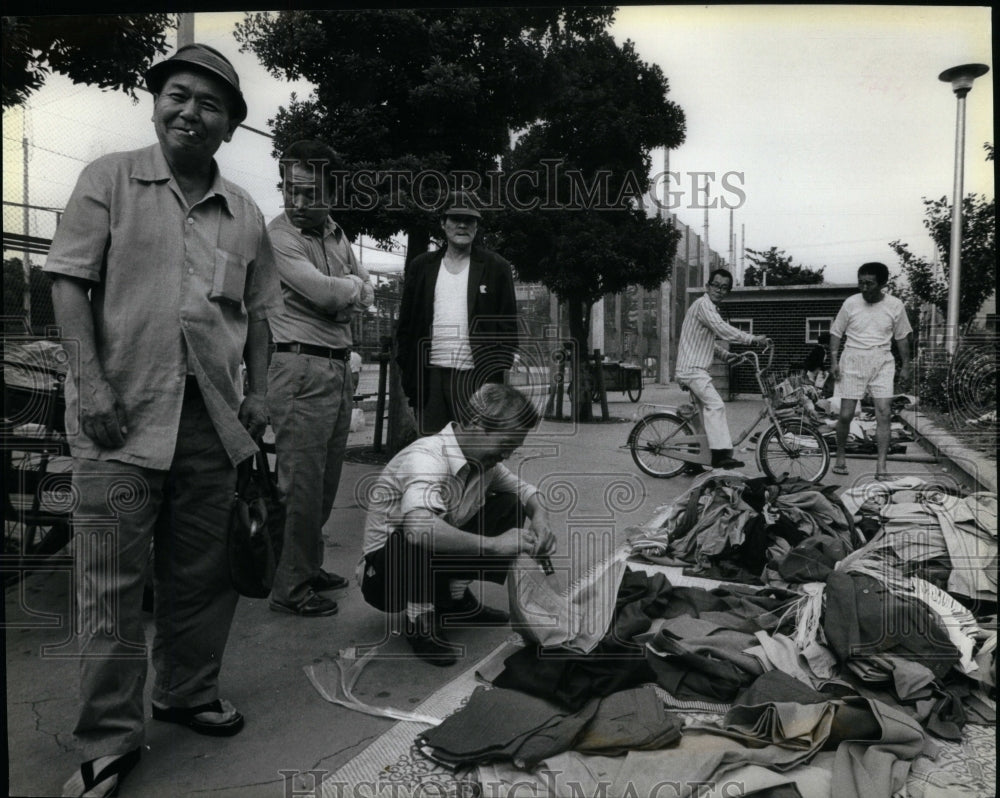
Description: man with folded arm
xmin=266 ymin=139 xmax=374 ymax=617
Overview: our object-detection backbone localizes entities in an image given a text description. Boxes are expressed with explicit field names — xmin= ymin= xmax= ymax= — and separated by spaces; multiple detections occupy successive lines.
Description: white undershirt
xmin=430 ymin=261 xmax=473 ymax=369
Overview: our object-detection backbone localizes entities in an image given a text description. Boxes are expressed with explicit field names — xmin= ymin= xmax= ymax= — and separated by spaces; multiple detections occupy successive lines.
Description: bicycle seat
xmin=678 ymin=383 xmax=690 ymax=392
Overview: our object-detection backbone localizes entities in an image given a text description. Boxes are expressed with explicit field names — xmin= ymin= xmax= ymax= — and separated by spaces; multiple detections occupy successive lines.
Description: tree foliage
xmin=490 ymin=33 xmax=685 ymax=419
xmin=2 ymin=14 xmax=172 ymax=108
xmin=889 ymin=191 xmax=996 ymax=327
xmin=742 ymin=247 xmax=825 ymax=287
xmin=235 ymin=8 xmax=615 ymax=252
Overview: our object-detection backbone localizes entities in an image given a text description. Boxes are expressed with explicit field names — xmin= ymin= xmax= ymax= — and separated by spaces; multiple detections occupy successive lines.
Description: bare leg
xmin=835 ymin=398 xmax=858 ymax=469
xmin=873 ymin=397 xmax=893 ymax=476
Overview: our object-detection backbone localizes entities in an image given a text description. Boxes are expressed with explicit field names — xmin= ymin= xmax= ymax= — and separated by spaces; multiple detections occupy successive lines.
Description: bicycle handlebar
xmin=726 ymin=339 xmax=773 ymax=371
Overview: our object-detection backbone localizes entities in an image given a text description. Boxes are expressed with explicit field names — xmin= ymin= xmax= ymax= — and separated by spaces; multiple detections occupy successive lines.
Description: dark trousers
xmin=362 ymin=493 xmax=521 ymax=613
xmin=416 ymin=366 xmax=477 ymax=436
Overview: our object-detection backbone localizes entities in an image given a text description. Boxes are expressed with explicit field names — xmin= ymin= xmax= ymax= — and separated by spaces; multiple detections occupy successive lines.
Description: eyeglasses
xmin=707 ymin=282 xmax=731 ymax=292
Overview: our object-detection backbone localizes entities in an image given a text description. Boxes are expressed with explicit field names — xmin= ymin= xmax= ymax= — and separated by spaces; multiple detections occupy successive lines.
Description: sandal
xmin=831 ymin=464 xmax=849 ymax=475
xmin=151 ymin=698 xmax=245 ymax=737
xmin=62 ymin=748 xmax=140 ymax=798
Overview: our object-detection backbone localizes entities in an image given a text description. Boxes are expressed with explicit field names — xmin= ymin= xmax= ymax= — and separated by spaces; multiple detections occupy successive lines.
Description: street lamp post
xmin=938 ymin=63 xmax=989 ymax=356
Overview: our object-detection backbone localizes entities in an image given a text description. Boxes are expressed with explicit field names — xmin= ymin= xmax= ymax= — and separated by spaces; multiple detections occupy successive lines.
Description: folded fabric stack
xmin=417 ymin=684 xmax=681 ymax=770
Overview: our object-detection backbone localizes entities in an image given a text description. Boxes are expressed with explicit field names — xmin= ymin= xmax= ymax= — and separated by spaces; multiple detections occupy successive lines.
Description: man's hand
xmin=239 ymin=393 xmax=268 ymax=440
xmin=898 ymin=362 xmax=913 ymax=385
xmin=80 ymin=376 xmax=128 ymax=449
xmin=528 ymin=509 xmax=557 ymax=557
xmin=830 ymin=361 xmax=841 ymax=382
xmin=753 ymin=335 xmax=770 ymax=347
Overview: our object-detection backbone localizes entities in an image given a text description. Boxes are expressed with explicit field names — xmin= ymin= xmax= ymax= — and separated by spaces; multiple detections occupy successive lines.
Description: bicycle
xmin=626 ymin=342 xmax=831 ymax=483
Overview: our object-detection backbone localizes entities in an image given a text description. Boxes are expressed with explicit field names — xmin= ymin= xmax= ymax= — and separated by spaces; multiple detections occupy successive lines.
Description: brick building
xmin=718 ymin=284 xmax=857 ymax=394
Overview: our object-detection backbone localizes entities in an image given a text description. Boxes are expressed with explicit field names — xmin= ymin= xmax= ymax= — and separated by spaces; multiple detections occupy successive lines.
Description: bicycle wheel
xmin=627 ymin=379 xmax=642 ymax=402
xmin=756 ymin=421 xmax=830 ymax=483
xmin=628 ymin=413 xmax=695 ymax=478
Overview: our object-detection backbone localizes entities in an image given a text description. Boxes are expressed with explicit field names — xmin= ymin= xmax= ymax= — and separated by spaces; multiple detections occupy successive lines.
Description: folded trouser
xmin=71 ymin=385 xmax=238 ymax=759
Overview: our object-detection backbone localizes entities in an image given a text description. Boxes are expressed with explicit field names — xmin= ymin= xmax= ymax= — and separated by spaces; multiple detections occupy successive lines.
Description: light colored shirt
xmin=675 ymin=294 xmax=755 ymax=374
xmin=830 ymin=293 xmax=912 ymax=350
xmin=267 ymin=213 xmax=373 ymax=348
xmin=361 ymin=422 xmax=537 ymax=556
xmin=44 ymin=144 xmax=283 ymax=469
xmin=430 ymin=262 xmax=474 ymax=369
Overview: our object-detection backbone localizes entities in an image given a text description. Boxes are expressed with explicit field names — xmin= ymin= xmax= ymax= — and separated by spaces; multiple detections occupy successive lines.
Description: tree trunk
xmin=387 ymin=228 xmax=429 ymax=455
xmin=566 ymin=298 xmax=593 ymax=422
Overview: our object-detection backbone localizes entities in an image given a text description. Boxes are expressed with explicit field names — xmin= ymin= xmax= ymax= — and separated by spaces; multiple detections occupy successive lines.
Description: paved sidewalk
xmin=3 ymin=380 xmax=986 ymax=797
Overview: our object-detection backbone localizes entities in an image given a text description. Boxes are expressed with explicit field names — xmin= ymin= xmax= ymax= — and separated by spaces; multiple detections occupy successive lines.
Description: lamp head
xmin=938 ymin=63 xmax=990 ymax=97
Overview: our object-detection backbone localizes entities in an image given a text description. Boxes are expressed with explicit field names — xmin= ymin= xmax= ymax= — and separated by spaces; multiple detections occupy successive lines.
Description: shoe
xmin=269 ymin=593 xmax=338 ymax=617
xmin=831 ymin=464 xmax=849 ymax=475
xmin=404 ymin=613 xmax=462 ymax=666
xmin=710 ymin=449 xmax=744 ymax=469
xmin=62 ymin=749 xmax=140 ymax=797
xmin=683 ymin=463 xmax=708 ymax=475
xmin=439 ymin=590 xmax=510 ymax=626
xmin=310 ymin=569 xmax=349 ymax=592
xmin=152 ymin=698 xmax=245 ymax=737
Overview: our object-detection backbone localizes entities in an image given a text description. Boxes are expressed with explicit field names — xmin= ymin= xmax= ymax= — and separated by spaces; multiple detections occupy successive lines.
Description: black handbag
xmin=228 ymin=446 xmax=285 ymax=598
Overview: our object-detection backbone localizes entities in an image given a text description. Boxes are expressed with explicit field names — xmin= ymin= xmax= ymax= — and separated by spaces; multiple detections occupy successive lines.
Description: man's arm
xmin=896 ymin=335 xmax=912 ymax=385
xmin=401 ymin=508 xmax=531 ymax=558
xmin=829 ymin=333 xmax=843 ymax=381
xmin=238 ymin=317 xmax=270 ymax=439
xmin=271 ymin=229 xmax=364 ymax=313
xmin=51 ymin=275 xmax=127 ymax=449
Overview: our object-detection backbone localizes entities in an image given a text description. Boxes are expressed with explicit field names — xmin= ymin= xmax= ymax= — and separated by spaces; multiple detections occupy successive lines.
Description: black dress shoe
xmin=310 ymin=570 xmax=349 ymax=591
xmin=710 ymin=449 xmax=745 ymax=469
xmin=404 ymin=613 xmax=462 ymax=666
xmin=439 ymin=590 xmax=510 ymax=626
xmin=269 ymin=593 xmax=338 ymax=617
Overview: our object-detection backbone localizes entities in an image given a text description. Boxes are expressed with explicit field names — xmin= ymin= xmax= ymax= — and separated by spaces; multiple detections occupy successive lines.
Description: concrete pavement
xmin=3 ymin=380 xmax=981 ymax=797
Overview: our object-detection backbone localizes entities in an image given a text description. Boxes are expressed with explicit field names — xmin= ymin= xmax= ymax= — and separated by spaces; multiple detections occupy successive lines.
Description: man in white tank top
xmin=396 ymin=192 xmax=519 ymax=435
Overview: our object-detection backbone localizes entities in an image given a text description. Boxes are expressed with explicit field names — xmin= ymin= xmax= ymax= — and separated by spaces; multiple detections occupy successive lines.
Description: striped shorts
xmin=836 ymin=347 xmax=895 ymax=400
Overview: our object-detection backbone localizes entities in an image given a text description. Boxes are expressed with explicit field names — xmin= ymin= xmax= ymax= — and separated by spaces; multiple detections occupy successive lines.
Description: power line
xmin=2 ymin=135 xmax=91 ymax=164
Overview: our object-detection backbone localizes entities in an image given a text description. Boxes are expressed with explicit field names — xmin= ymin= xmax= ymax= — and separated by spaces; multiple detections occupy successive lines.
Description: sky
xmin=2 ymin=5 xmax=994 ymax=283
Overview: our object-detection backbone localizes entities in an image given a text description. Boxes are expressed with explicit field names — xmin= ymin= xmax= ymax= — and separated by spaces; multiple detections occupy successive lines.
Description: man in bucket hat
xmin=396 ymin=190 xmax=519 ymax=435
xmin=46 ymin=43 xmax=282 ymax=797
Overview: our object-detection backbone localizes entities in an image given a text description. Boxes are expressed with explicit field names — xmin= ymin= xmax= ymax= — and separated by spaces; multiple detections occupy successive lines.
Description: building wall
xmin=718 ymin=285 xmax=856 ymax=394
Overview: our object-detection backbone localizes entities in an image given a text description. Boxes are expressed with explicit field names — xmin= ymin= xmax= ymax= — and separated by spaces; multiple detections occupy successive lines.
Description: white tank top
xmin=430 ymin=261 xmax=474 ymax=369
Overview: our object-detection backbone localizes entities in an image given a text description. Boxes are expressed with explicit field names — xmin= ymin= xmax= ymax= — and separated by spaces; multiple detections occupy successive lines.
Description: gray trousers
xmin=267 ymin=351 xmax=352 ymax=605
xmin=71 ymin=381 xmax=238 ymax=758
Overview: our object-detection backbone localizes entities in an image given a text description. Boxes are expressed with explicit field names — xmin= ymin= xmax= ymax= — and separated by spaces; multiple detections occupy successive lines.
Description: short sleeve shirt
xmin=830 ymin=293 xmax=912 ymax=351
xmin=361 ymin=422 xmax=537 ymax=556
xmin=44 ymin=144 xmax=283 ymax=469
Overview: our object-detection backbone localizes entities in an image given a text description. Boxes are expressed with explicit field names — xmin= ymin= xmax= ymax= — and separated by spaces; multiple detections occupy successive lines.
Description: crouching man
xmin=359 ymin=384 xmax=555 ymax=666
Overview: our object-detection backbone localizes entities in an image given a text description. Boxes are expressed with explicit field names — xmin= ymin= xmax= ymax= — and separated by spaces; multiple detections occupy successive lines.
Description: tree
xmin=2 ymin=14 xmax=172 ymax=108
xmin=236 ymin=8 xmax=617 ymax=444
xmin=742 ymin=247 xmax=825 ymax=287
xmin=889 ymin=191 xmax=995 ymax=328
xmin=235 ymin=8 xmax=614 ymax=254
xmin=490 ymin=33 xmax=685 ymax=420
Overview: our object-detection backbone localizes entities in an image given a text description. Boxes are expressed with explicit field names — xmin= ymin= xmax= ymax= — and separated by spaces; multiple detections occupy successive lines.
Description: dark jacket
xmin=395 ymin=246 xmax=518 ymax=409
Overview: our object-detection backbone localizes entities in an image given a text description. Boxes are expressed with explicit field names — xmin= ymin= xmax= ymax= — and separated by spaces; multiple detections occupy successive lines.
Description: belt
xmin=275 ymin=342 xmax=350 ymax=360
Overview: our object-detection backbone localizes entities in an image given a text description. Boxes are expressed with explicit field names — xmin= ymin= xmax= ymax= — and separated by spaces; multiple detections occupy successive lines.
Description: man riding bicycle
xmin=675 ymin=269 xmax=768 ymax=470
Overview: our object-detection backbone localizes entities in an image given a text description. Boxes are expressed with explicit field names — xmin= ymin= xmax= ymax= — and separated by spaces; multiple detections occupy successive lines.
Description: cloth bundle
xmin=417 ymin=685 xmax=681 ymax=769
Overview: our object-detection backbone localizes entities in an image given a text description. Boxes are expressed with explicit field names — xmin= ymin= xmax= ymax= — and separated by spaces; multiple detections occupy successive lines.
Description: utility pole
xmin=177 ymin=13 xmax=195 ymax=47
xmin=702 ymin=208 xmax=710 ymax=283
xmin=740 ymin=224 xmax=745 ymax=286
xmin=22 ymin=112 xmax=31 ymax=325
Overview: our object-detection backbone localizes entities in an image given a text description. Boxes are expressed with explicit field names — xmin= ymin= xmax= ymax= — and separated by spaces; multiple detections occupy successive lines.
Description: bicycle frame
xmin=629 ymin=343 xmax=816 ymax=464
